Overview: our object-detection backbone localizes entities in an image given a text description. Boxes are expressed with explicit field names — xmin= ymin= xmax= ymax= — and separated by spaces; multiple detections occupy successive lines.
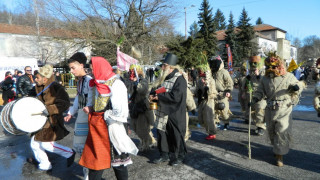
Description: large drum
xmin=0 ymin=97 xmax=47 ymax=135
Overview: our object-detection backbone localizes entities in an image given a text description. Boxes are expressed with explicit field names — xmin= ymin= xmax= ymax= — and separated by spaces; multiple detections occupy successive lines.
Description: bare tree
xmin=43 ymin=0 xmax=179 ymax=64
xmin=298 ymin=35 xmax=320 ymax=61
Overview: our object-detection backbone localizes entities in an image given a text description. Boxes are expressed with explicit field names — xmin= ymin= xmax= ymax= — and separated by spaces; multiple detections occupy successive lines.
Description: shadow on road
xmin=183 ymin=146 xmax=278 ymax=180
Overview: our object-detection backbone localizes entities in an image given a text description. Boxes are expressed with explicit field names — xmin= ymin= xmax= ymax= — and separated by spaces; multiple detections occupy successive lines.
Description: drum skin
xmin=0 ymin=97 xmax=47 ymax=135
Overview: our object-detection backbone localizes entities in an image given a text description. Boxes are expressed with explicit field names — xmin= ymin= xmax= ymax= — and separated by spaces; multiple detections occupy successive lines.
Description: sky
xmin=174 ymin=0 xmax=320 ymax=42
xmin=1 ymin=0 xmax=319 ymax=42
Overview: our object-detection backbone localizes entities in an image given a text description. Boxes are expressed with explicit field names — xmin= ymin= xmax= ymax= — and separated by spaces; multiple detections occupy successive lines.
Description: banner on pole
xmin=226 ymin=44 xmax=233 ymax=72
xmin=117 ymin=47 xmax=138 ymax=71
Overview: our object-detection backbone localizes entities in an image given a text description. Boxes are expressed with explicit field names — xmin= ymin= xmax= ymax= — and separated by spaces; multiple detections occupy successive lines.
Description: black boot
xmin=152 ymin=153 xmax=169 ymax=164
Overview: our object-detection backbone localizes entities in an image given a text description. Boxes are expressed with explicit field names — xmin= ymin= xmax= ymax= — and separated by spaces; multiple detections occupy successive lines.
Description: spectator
xmin=55 ymin=71 xmax=63 ymax=85
xmin=2 ymin=71 xmax=15 ymax=105
xmin=13 ymin=69 xmax=19 ymax=79
xmin=69 ymin=73 xmax=75 ymax=87
xmin=17 ymin=66 xmax=36 ymax=97
xmin=190 ymin=67 xmax=198 ymax=87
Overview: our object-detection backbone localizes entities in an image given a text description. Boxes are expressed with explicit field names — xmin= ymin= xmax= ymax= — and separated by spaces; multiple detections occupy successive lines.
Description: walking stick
xmin=248 ymin=81 xmax=253 ymax=159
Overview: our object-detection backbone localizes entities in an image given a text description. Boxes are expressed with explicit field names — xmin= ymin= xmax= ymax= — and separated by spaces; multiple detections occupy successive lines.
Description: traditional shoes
xmin=67 ymin=149 xmax=76 ymax=167
xmin=205 ymin=134 xmax=216 ymax=140
xmin=152 ymin=156 xmax=169 ymax=164
xmin=275 ymin=154 xmax=284 ymax=167
xmin=255 ymin=127 xmax=265 ymax=136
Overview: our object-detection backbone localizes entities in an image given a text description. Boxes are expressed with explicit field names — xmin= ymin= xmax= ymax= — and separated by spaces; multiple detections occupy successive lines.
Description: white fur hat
xmin=39 ymin=64 xmax=53 ymax=78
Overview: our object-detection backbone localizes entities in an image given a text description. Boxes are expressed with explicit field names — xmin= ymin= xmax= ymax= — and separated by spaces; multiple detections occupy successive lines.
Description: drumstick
xmin=31 ymin=112 xmax=45 ymax=116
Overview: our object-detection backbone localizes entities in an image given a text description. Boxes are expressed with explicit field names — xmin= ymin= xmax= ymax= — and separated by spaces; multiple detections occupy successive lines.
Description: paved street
xmin=0 ymin=84 xmax=320 ymax=180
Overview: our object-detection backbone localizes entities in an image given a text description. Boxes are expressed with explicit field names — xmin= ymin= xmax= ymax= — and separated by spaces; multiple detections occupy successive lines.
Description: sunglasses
xmin=26 ymin=70 xmax=32 ymax=71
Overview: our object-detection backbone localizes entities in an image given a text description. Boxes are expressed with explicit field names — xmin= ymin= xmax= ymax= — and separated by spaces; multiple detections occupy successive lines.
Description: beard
xmin=158 ymin=66 xmax=171 ymax=85
xmin=152 ymin=66 xmax=171 ymax=88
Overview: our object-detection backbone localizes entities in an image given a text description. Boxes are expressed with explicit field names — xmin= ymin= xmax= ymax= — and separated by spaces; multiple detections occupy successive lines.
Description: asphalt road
xmin=0 ymin=84 xmax=319 ymax=180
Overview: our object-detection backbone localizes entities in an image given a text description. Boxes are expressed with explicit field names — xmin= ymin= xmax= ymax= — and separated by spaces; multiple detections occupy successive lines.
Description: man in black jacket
xmin=17 ymin=66 xmax=36 ymax=97
xmin=149 ymin=53 xmax=187 ymax=166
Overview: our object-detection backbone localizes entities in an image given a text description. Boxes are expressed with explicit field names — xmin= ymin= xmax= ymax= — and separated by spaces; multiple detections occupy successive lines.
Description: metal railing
xmin=61 ymin=73 xmax=78 ymax=88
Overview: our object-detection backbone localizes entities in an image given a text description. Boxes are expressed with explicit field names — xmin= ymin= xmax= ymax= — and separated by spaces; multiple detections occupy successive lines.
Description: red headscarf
xmin=89 ymin=57 xmax=116 ymax=95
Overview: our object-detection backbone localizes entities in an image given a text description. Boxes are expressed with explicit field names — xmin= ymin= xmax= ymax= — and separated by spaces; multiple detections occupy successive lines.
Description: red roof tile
xmin=216 ymin=24 xmax=286 ymax=41
xmin=0 ymin=23 xmax=83 ymax=39
xmin=254 ymin=24 xmax=286 ymax=33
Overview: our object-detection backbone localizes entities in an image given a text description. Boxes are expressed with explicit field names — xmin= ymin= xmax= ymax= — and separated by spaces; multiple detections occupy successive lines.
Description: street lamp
xmin=184 ymin=5 xmax=195 ymax=40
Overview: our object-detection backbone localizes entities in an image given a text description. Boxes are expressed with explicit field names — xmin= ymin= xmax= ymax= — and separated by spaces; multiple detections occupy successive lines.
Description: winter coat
xmin=33 ymin=75 xmax=70 ymax=142
xmin=2 ymin=76 xmax=15 ymax=101
xmin=212 ymin=62 xmax=233 ymax=93
xmin=253 ymin=72 xmax=304 ymax=154
xmin=130 ymin=77 xmax=153 ymax=124
xmin=17 ymin=74 xmax=36 ymax=97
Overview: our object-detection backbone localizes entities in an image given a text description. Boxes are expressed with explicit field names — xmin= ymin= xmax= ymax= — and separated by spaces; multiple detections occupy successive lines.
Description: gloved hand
xmin=191 ymin=109 xmax=196 ymax=115
xmin=288 ymin=84 xmax=299 ymax=92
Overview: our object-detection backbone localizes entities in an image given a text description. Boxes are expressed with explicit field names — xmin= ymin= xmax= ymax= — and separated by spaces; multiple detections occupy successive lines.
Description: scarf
xmin=89 ymin=57 xmax=116 ymax=95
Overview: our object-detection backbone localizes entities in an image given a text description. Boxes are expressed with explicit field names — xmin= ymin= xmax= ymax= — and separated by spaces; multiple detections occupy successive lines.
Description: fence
xmin=61 ymin=73 xmax=78 ymax=88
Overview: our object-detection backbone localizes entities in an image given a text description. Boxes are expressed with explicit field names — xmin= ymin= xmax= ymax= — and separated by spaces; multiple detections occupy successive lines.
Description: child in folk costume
xmin=79 ymin=57 xmax=138 ymax=180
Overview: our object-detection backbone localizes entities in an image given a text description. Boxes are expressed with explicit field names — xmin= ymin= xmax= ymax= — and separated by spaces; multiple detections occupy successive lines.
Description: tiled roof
xmin=254 ymin=24 xmax=286 ymax=33
xmin=216 ymin=24 xmax=285 ymax=41
xmin=0 ymin=23 xmax=83 ymax=39
xmin=216 ymin=30 xmax=227 ymax=41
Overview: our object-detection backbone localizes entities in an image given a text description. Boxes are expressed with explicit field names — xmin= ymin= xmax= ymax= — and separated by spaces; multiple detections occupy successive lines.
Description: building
xmin=0 ymin=23 xmax=91 ymax=67
xmin=216 ymin=24 xmax=297 ymax=64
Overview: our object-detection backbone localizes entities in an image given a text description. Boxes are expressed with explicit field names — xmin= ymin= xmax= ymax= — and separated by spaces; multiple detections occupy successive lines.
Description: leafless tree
xmin=43 ymin=0 xmax=179 ymax=65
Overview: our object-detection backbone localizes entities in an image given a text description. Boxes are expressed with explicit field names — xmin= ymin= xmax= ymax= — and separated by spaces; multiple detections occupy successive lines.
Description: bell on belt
xmin=150 ymin=102 xmax=158 ymax=110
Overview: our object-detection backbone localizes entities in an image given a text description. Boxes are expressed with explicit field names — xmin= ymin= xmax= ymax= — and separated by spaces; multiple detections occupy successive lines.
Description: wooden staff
xmin=248 ymin=87 xmax=252 ymax=159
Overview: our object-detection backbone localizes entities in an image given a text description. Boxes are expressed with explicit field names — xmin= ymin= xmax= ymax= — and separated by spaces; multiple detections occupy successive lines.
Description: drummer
xmin=29 ymin=64 xmax=75 ymax=172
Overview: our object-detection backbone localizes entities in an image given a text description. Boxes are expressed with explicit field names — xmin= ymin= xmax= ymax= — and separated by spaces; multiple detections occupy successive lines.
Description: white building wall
xmin=0 ymin=33 xmax=91 ymax=65
xmin=290 ymin=46 xmax=297 ymax=61
xmin=257 ymin=37 xmax=278 ymax=57
xmin=276 ymin=30 xmax=286 ymax=39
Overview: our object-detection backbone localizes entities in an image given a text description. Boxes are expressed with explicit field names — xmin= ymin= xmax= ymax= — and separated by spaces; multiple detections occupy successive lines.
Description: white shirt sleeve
xmin=104 ymin=79 xmax=129 ymax=123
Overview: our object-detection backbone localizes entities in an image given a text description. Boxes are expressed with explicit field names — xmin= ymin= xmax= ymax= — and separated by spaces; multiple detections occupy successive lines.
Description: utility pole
xmin=184 ymin=5 xmax=195 ymax=40
xmin=184 ymin=7 xmax=187 ymax=40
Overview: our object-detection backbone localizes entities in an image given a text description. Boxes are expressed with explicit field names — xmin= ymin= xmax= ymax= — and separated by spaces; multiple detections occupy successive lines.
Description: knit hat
xmin=68 ymin=52 xmax=87 ymax=65
xmin=39 ymin=64 xmax=53 ymax=79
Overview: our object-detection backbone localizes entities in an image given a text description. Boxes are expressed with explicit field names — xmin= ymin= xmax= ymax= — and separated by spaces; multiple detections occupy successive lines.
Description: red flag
xmin=226 ymin=44 xmax=233 ymax=72
xmin=117 ymin=47 xmax=138 ymax=71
